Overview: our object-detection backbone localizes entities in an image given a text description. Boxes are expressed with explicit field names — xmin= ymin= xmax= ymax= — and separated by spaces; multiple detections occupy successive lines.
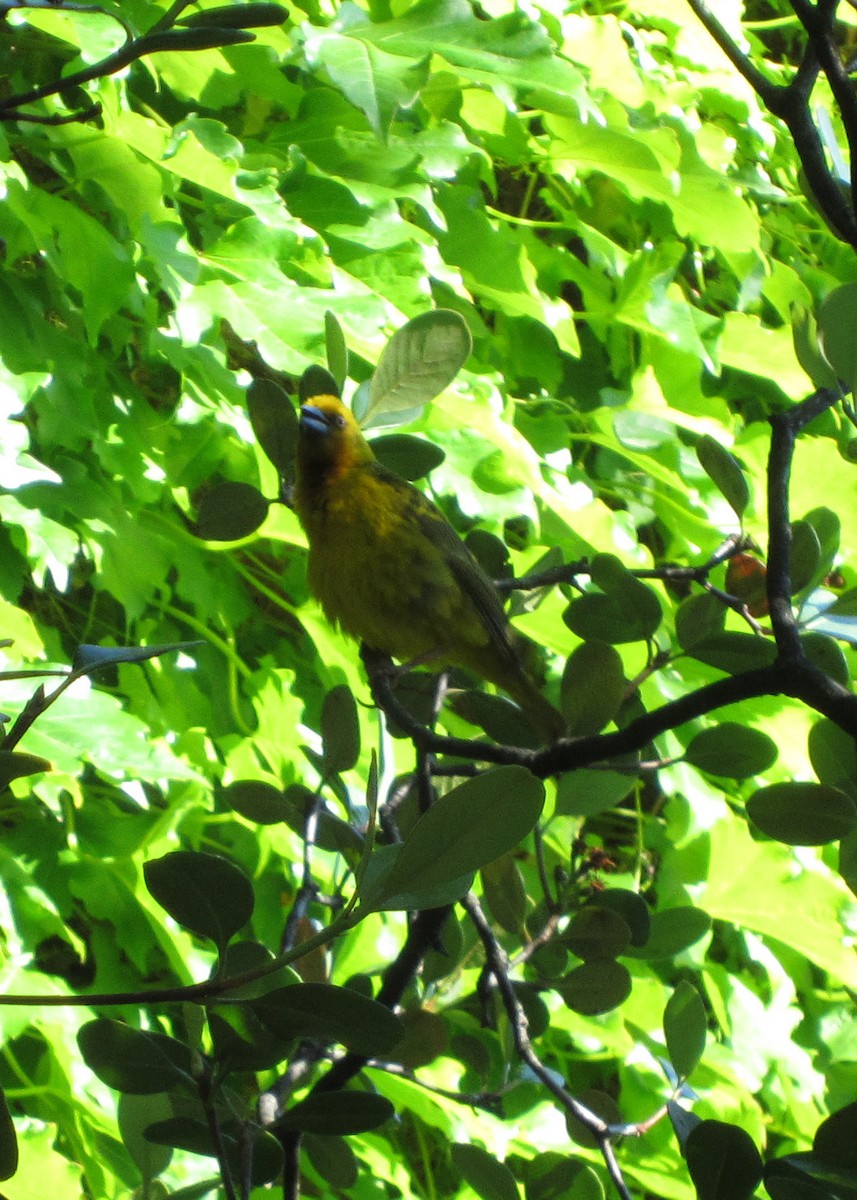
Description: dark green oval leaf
xmin=792 ymin=304 xmax=839 ymax=390
xmin=0 ymin=1084 xmax=17 ymax=1181
xmin=178 ymin=3 xmax=288 ymax=29
xmin=675 ymin=592 xmax=727 ymax=652
xmin=688 ymin=632 xmax=777 ymax=673
xmin=686 ymin=1119 xmax=763 ymax=1200
xmin=451 ymin=1143 xmax=520 ymax=1200
xmin=220 ymin=779 xmax=290 ymax=824
xmin=626 ymin=906 xmax=711 ymax=959
xmin=247 ymin=378 xmax=298 ymax=473
xmin=0 ymin=749 xmax=52 ymax=789
xmin=589 ymin=888 xmax=652 ymax=947
xmin=277 ymin=1091 xmax=393 ymax=1134
xmin=664 ymin=981 xmax=707 ymax=1080
xmin=321 ymin=684 xmax=360 ymax=775
xmin=819 ymin=280 xmax=857 ymax=392
xmin=144 ymin=850 xmax=254 ymax=951
xmin=135 ymin=27 xmax=256 ymax=54
xmin=563 ymin=905 xmax=631 ymax=961
xmin=791 ymin=520 xmax=822 ymax=595
xmin=561 ymin=640 xmax=625 ymax=736
xmin=696 ymin=435 xmax=750 ymax=518
xmin=800 ymin=632 xmax=849 ymax=685
xmin=375 ymin=766 xmax=544 ymax=904
xmin=814 ymin=1100 xmax=857 ymax=1168
xmin=325 ymin=311 xmax=348 ymax=392
xmin=78 ymin=1019 xmax=194 ymax=1094
xmin=747 ymin=782 xmax=857 ymax=845
xmin=251 ymin=982 xmax=404 ymax=1056
xmin=193 ymin=482 xmax=269 ymax=541
xmin=685 ymin=723 xmax=778 ymax=779
xmin=372 ymin=433 xmax=446 ymax=481
xmin=300 ymin=364 xmax=340 ymax=401
xmin=558 ymin=960 xmax=632 ymax=1016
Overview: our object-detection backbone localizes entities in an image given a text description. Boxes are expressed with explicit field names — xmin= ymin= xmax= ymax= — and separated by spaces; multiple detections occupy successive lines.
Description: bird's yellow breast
xmin=297 ymin=464 xmax=490 ymax=664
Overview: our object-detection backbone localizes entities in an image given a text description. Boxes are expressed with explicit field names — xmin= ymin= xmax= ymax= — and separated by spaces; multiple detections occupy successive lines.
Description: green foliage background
xmin=2 ymin=0 xmax=857 ymax=1197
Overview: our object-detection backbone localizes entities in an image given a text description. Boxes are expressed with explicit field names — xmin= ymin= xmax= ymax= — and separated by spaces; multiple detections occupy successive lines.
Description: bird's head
xmin=297 ymin=395 xmax=373 ymax=472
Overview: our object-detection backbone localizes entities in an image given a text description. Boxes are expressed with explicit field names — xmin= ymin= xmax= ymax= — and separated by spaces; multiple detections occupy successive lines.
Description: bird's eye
xmin=333 ymin=414 xmax=346 ymax=429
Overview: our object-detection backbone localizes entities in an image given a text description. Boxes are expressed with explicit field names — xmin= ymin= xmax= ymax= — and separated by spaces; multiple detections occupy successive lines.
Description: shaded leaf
xmin=247 ymin=378 xmax=298 ymax=473
xmin=325 ymin=310 xmax=348 ymax=392
xmin=696 ymin=435 xmax=750 ymax=518
xmin=321 ymin=684 xmax=360 ymax=775
xmin=251 ymin=982 xmax=404 ymax=1056
xmin=78 ymin=1020 xmax=194 ymax=1094
xmin=144 ymin=850 xmax=254 ymax=951
xmin=193 ymin=482 xmax=269 ymax=541
xmin=664 ymin=981 xmax=707 ymax=1080
xmin=451 ymin=1143 xmax=520 ymax=1200
xmin=685 ymin=723 xmax=778 ymax=779
xmin=373 ymin=766 xmax=544 ymax=905
xmin=561 ymin=640 xmax=625 ymax=736
xmin=0 ymin=1085 xmax=17 ymax=1182
xmin=558 ymin=960 xmax=632 ymax=1016
xmin=563 ymin=906 xmax=631 ymax=962
xmin=372 ymin=433 xmax=445 ymax=481
xmin=626 ymin=906 xmax=711 ymax=959
xmin=0 ymin=749 xmax=52 ymax=790
xmin=300 ymin=364 xmax=340 ymax=401
xmin=277 ymin=1091 xmax=393 ymax=1134
xmin=685 ymin=1120 xmax=763 ymax=1200
xmin=220 ymin=779 xmax=291 ymax=824
xmin=72 ymin=641 xmax=201 ymax=673
xmin=747 ymin=782 xmax=857 ymax=845
xmin=178 ymin=3 xmax=288 ymax=29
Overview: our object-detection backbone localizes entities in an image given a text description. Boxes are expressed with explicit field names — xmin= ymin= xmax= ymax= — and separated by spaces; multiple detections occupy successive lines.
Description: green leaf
xmin=373 ymin=766 xmax=544 ymax=906
xmin=564 ymin=555 xmax=662 ymax=644
xmin=77 ymin=1019 xmax=194 ymax=1094
xmin=247 ymin=379 xmax=298 ymax=474
xmin=451 ymin=1144 xmax=520 ymax=1200
xmin=71 ymin=641 xmax=201 ymax=674
xmin=554 ymin=767 xmax=636 ymax=818
xmin=305 ymin=28 xmax=431 ymax=140
xmin=321 ymin=684 xmax=360 ymax=775
xmin=193 ymin=482 xmax=269 ymax=541
xmin=696 ymin=435 xmax=750 ymax=519
xmin=558 ymin=960 xmax=632 ymax=1016
xmin=372 ymin=434 xmax=446 ymax=480
xmin=134 ymin=28 xmax=256 ymax=55
xmin=664 ymin=981 xmax=707 ymax=1081
xmin=0 ymin=749 xmax=52 ymax=789
xmin=790 ymin=520 xmax=822 ymax=595
xmin=675 ymin=592 xmax=727 ymax=651
xmin=687 ymin=632 xmax=777 ymax=673
xmin=563 ymin=906 xmax=632 ymax=962
xmin=685 ymin=1120 xmax=763 ymax=1200
xmin=791 ymin=305 xmax=839 ymax=390
xmin=325 ymin=310 xmax=348 ymax=391
xmin=481 ymin=853 xmax=528 ymax=937
xmin=250 ymin=982 xmax=404 ymax=1056
xmin=365 ymin=310 xmax=472 ymax=424
xmin=277 ymin=1091 xmax=393 ymax=1134
xmin=588 ymin=889 xmax=652 ymax=948
xmin=814 ymin=1101 xmax=857 ymax=1168
xmin=800 ymin=632 xmax=849 ymax=685
xmin=747 ymin=782 xmax=857 ymax=845
xmin=177 ymin=3 xmax=289 ymax=29
xmin=300 ymin=365 xmax=340 ymax=401
xmin=118 ymin=1094 xmax=173 ymax=1186
xmin=819 ymin=280 xmax=857 ymax=391
xmin=685 ymin=723 xmax=778 ymax=779
xmin=561 ymin=640 xmax=625 ymax=736
xmin=811 ymin=718 xmax=857 ymax=794
xmin=764 ymin=1152 xmax=857 ymax=1200
xmin=220 ymin=779 xmax=291 ymax=824
xmin=0 ymin=1084 xmax=18 ymax=1182
xmin=144 ymin=850 xmax=255 ymax=951
xmin=626 ymin=906 xmax=711 ymax=960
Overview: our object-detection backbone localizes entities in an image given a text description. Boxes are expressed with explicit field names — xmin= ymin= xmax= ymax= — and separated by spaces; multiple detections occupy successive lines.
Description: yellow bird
xmin=294 ymin=394 xmax=565 ymax=742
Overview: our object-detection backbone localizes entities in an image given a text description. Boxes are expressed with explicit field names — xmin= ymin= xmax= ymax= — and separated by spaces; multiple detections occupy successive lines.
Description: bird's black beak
xmin=299 ymin=404 xmax=329 ymax=436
